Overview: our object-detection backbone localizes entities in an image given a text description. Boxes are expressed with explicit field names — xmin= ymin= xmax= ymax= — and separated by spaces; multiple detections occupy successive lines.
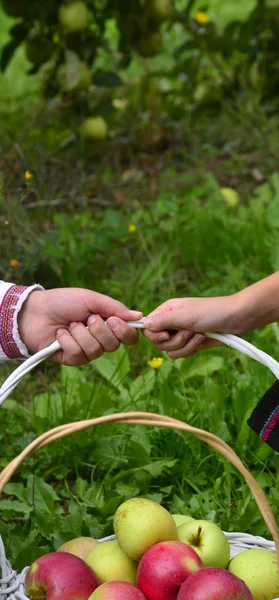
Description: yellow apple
xmin=86 ymin=539 xmax=137 ymax=585
xmin=113 ymin=497 xmax=177 ymax=561
xmin=79 ymin=117 xmax=108 ymax=141
xmin=171 ymin=514 xmax=195 ymax=527
xmin=177 ymin=519 xmax=230 ymax=569
xmin=57 ymin=536 xmax=99 ymax=561
xmin=59 ymin=1 xmax=90 ymax=33
xmin=228 ymin=548 xmax=279 ymax=600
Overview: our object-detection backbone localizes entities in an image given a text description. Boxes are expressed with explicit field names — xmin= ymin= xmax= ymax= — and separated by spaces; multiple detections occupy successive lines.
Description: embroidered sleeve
xmin=247 ymin=380 xmax=279 ymax=452
xmin=0 ymin=281 xmax=44 ymax=361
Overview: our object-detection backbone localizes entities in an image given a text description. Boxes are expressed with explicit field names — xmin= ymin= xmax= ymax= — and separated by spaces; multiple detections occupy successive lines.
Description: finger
xmin=106 ymin=317 xmax=140 ymax=345
xmin=53 ymin=327 xmax=102 ymax=366
xmin=144 ymin=309 xmax=193 ymax=333
xmin=81 ymin=290 xmax=143 ymax=322
xmin=142 ymin=329 xmax=171 ymax=343
xmin=70 ymin=320 xmax=111 ymax=357
xmin=87 ymin=315 xmax=120 ymax=352
xmin=154 ymin=330 xmax=194 ymax=351
xmin=167 ymin=336 xmax=222 ymax=359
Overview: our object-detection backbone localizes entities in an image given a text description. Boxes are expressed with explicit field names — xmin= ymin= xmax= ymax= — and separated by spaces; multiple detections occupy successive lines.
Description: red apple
xmin=25 ymin=551 xmax=99 ymax=600
xmin=177 ymin=567 xmax=253 ymax=600
xmin=57 ymin=536 xmax=99 ymax=561
xmin=89 ymin=580 xmax=147 ymax=599
xmin=137 ymin=541 xmax=203 ymax=600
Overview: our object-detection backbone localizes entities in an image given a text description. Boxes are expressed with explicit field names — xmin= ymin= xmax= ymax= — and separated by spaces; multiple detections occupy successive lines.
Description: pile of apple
xmin=25 ymin=497 xmax=279 ymax=600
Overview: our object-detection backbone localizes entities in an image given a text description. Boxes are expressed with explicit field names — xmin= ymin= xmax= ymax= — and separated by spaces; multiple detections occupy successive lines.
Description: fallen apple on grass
xmin=177 ymin=567 xmax=253 ymax=600
xmin=228 ymin=548 xmax=279 ymax=600
xmin=86 ymin=539 xmax=138 ymax=585
xmin=113 ymin=497 xmax=177 ymax=561
xmin=25 ymin=551 xmax=98 ymax=600
xmin=177 ymin=519 xmax=230 ymax=569
xmin=137 ymin=541 xmax=203 ymax=600
xmin=57 ymin=536 xmax=99 ymax=561
xmin=88 ymin=580 xmax=147 ymax=599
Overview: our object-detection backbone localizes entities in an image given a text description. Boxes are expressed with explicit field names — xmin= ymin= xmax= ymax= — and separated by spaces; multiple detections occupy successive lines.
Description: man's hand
xmin=18 ymin=288 xmax=142 ymax=365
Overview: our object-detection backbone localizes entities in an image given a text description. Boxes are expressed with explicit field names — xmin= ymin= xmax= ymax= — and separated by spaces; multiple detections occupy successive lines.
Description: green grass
xmin=1 ymin=7 xmax=279 ymax=573
xmin=1 ymin=167 xmax=279 ymax=570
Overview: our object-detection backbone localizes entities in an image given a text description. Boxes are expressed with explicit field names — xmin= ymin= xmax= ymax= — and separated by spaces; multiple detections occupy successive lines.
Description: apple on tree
xmin=58 ymin=1 xmax=90 ymax=33
xmin=177 ymin=519 xmax=230 ymax=569
xmin=177 ymin=567 xmax=253 ymax=600
xmin=57 ymin=536 xmax=99 ymax=561
xmin=25 ymin=551 xmax=98 ymax=600
xmin=137 ymin=541 xmax=203 ymax=600
xmin=113 ymin=497 xmax=177 ymax=561
xmin=228 ymin=548 xmax=279 ymax=600
xmin=86 ymin=539 xmax=138 ymax=585
xmin=88 ymin=581 xmax=147 ymax=600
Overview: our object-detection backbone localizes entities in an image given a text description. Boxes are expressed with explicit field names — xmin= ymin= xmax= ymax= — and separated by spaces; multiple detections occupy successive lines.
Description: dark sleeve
xmin=247 ymin=380 xmax=279 ymax=452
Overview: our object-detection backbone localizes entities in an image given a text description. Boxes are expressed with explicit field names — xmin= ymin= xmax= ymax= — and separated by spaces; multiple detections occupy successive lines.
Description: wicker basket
xmin=1 ymin=327 xmax=279 ymax=599
xmin=0 ymin=411 xmax=279 ymax=600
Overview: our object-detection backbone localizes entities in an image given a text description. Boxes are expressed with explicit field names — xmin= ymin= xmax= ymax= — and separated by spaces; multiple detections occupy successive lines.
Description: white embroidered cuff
xmin=0 ymin=281 xmax=44 ymax=361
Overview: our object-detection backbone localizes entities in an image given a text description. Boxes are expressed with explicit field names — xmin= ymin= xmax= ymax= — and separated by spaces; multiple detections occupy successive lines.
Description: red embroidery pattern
xmin=0 ymin=285 xmax=28 ymax=358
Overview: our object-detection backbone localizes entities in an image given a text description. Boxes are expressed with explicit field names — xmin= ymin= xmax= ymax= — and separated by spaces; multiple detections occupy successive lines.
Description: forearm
xmin=234 ymin=272 xmax=279 ymax=334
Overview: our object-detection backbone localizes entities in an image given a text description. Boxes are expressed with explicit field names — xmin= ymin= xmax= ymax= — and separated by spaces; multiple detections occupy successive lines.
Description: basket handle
xmin=1 ymin=326 xmax=279 ymax=404
xmin=0 ymin=411 xmax=279 ymax=565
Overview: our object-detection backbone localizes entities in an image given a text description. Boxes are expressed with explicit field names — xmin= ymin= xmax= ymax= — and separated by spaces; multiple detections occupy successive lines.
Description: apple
xmin=177 ymin=567 xmax=253 ymax=600
xmin=146 ymin=0 xmax=173 ymax=24
xmin=25 ymin=551 xmax=98 ymax=600
xmin=79 ymin=117 xmax=108 ymax=141
xmin=136 ymin=33 xmax=162 ymax=58
xmin=177 ymin=520 xmax=230 ymax=569
xmin=171 ymin=514 xmax=195 ymax=528
xmin=57 ymin=536 xmax=99 ymax=561
xmin=57 ymin=61 xmax=92 ymax=93
xmin=86 ymin=539 xmax=138 ymax=585
xmin=220 ymin=187 xmax=240 ymax=207
xmin=88 ymin=581 xmax=147 ymax=599
xmin=137 ymin=541 xmax=203 ymax=600
xmin=113 ymin=497 xmax=177 ymax=561
xmin=58 ymin=1 xmax=90 ymax=33
xmin=228 ymin=548 xmax=279 ymax=600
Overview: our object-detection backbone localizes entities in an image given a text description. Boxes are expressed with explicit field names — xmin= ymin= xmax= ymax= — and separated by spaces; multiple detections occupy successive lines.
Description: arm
xmin=0 ymin=282 xmax=142 ymax=365
xmin=143 ymin=272 xmax=279 ymax=358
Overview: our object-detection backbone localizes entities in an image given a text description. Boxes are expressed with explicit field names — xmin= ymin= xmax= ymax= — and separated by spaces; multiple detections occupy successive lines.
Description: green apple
xmin=146 ymin=0 xmax=173 ymax=24
xmin=57 ymin=537 xmax=99 ymax=561
xmin=79 ymin=117 xmax=108 ymax=141
xmin=136 ymin=32 xmax=162 ymax=58
xmin=228 ymin=548 xmax=279 ymax=600
xmin=177 ymin=519 xmax=230 ymax=569
xmin=220 ymin=187 xmax=240 ymax=207
xmin=86 ymin=539 xmax=137 ymax=585
xmin=59 ymin=1 xmax=90 ymax=33
xmin=171 ymin=514 xmax=195 ymax=528
xmin=113 ymin=497 xmax=177 ymax=561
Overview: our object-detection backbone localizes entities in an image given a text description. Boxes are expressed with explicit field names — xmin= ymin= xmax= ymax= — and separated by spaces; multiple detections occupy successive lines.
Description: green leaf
xmin=208 ymin=0 xmax=257 ymax=30
xmin=94 ymin=71 xmax=123 ymax=87
xmin=180 ymin=355 xmax=224 ymax=379
xmin=0 ymin=499 xmax=32 ymax=514
xmin=143 ymin=459 xmax=177 ymax=477
xmin=129 ymin=370 xmax=156 ymax=401
xmin=92 ymin=345 xmax=130 ymax=390
xmin=27 ymin=476 xmax=61 ymax=515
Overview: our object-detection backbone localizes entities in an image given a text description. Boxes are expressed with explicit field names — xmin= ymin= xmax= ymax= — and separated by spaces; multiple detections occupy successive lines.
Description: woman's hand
xmin=143 ymin=295 xmax=242 ymax=359
xmin=18 ymin=288 xmax=142 ymax=365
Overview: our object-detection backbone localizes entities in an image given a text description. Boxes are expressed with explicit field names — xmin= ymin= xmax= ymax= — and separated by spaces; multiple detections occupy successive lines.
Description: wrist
xmin=18 ymin=289 xmax=45 ymax=353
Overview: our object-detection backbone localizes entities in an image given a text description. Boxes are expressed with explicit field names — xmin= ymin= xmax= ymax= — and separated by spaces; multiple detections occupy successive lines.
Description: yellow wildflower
xmin=148 ymin=357 xmax=164 ymax=369
xmin=10 ymin=259 xmax=19 ymax=267
xmin=25 ymin=170 xmax=34 ymax=181
xmin=128 ymin=223 xmax=137 ymax=233
xmin=194 ymin=11 xmax=209 ymax=25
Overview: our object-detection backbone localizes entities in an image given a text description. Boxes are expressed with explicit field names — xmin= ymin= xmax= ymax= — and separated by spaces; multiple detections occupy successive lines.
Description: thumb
xmin=85 ymin=291 xmax=142 ymax=321
xmin=143 ymin=309 xmax=199 ymax=333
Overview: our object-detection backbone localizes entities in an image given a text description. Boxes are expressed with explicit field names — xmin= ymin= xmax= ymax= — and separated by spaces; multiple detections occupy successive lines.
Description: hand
xmin=18 ymin=288 xmax=142 ymax=365
xmin=143 ymin=295 xmax=243 ymax=359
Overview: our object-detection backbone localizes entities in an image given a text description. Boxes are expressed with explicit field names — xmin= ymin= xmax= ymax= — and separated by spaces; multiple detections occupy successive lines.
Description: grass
xmin=1 ymin=9 xmax=279 ymax=573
